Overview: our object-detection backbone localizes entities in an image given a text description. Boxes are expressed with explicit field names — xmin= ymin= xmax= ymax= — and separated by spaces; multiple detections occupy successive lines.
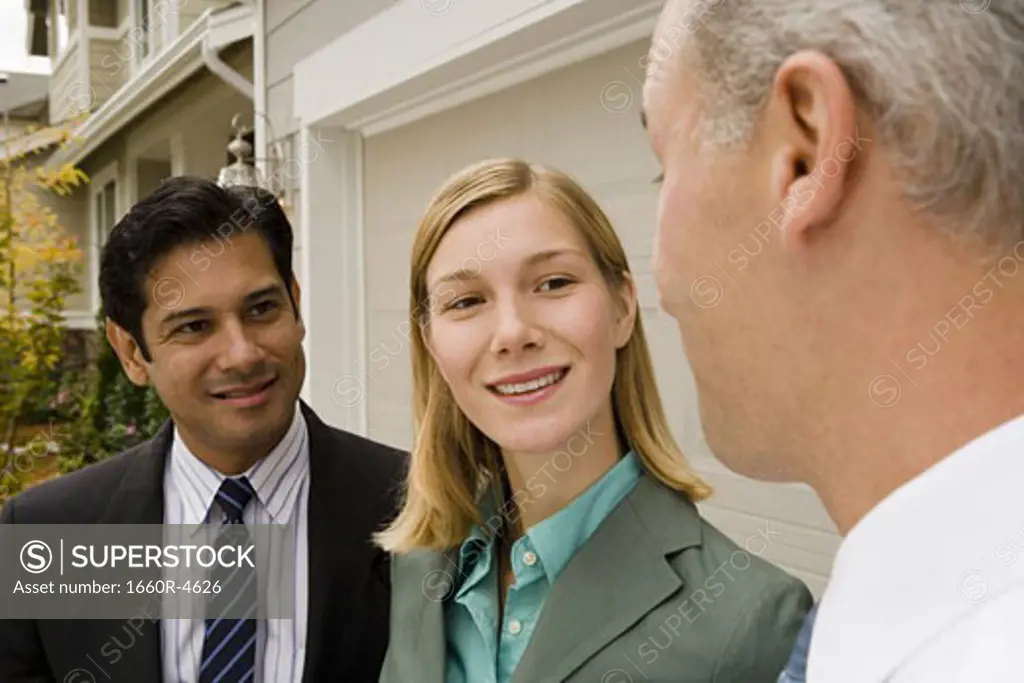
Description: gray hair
xmin=684 ymin=1 xmax=1024 ymax=252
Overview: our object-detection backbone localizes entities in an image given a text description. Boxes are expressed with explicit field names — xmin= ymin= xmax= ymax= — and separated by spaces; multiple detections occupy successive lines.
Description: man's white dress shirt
xmin=808 ymin=413 xmax=1024 ymax=682
xmin=161 ymin=404 xmax=310 ymax=683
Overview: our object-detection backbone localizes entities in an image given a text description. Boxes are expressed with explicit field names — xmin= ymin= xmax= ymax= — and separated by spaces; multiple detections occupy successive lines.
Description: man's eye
xmin=176 ymin=320 xmax=209 ymax=335
xmin=250 ymin=300 xmax=278 ymax=316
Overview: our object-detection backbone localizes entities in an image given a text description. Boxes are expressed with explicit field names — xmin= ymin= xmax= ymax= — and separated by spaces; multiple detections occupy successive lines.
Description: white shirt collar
xmin=809 ymin=413 xmax=1024 ymax=682
xmin=168 ymin=402 xmax=310 ymax=527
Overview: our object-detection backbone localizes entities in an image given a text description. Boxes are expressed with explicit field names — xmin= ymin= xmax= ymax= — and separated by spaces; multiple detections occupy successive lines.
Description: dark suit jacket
xmin=380 ymin=473 xmax=814 ymax=683
xmin=0 ymin=402 xmax=407 ymax=683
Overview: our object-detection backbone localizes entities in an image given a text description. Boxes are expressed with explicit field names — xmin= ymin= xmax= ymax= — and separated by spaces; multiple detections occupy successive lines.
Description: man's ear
xmin=762 ymin=50 xmax=862 ymax=251
xmin=614 ymin=271 xmax=639 ymax=349
xmin=105 ymin=318 xmax=150 ymax=387
xmin=289 ymin=275 xmax=302 ymax=314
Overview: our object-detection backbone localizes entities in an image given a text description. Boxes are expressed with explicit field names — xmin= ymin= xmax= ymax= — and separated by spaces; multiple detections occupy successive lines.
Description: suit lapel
xmin=300 ymin=404 xmax=388 ymax=683
xmin=512 ymin=475 xmax=703 ymax=683
xmin=91 ymin=421 xmax=172 ymax=683
xmin=97 ymin=421 xmax=171 ymax=525
xmin=302 ymin=407 xmax=343 ymax=683
xmin=389 ymin=549 xmax=452 ymax=683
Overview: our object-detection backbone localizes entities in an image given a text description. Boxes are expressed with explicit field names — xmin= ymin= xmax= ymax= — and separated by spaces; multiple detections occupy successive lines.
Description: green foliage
xmin=58 ymin=310 xmax=170 ymax=474
xmin=0 ymin=141 xmax=88 ymax=480
xmin=0 ymin=128 xmax=168 ymax=502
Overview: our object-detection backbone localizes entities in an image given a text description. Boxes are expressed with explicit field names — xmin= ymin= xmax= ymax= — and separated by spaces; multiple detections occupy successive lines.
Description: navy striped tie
xmin=200 ymin=477 xmax=258 ymax=683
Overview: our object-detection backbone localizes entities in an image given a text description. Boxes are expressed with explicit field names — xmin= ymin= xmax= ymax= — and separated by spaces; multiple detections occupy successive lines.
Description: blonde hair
xmin=375 ymin=158 xmax=711 ymax=554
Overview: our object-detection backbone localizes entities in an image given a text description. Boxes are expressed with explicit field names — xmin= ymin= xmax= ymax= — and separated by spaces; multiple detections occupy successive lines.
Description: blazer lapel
xmin=91 ymin=421 xmax=172 ymax=683
xmin=388 ymin=549 xmax=452 ymax=683
xmin=97 ymin=420 xmax=171 ymax=525
xmin=301 ymin=404 xmax=391 ymax=683
xmin=302 ymin=408 xmax=346 ymax=683
xmin=512 ymin=475 xmax=703 ymax=683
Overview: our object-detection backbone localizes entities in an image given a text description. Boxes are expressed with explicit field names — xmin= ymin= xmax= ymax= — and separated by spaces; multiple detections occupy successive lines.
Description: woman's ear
xmin=613 ymin=271 xmax=639 ymax=349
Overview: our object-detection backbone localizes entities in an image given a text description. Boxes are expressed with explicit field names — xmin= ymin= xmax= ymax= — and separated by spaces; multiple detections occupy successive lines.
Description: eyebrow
xmin=158 ymin=284 xmax=285 ymax=330
xmin=243 ymin=284 xmax=285 ymax=305
xmin=428 ymin=248 xmax=587 ymax=291
xmin=159 ymin=306 xmax=209 ymax=331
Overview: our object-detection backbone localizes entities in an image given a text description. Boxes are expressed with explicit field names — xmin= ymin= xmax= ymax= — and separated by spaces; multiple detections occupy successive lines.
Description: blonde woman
xmin=375 ymin=159 xmax=812 ymax=683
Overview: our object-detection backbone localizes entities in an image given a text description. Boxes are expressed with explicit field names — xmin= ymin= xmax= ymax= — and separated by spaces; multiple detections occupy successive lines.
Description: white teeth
xmin=494 ymin=370 xmax=566 ymax=396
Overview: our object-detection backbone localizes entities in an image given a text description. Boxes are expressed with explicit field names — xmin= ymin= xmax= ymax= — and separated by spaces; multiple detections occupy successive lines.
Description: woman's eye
xmin=652 ymin=172 xmax=664 ymax=185
xmin=446 ymin=296 xmax=482 ymax=311
xmin=539 ymin=276 xmax=574 ymax=292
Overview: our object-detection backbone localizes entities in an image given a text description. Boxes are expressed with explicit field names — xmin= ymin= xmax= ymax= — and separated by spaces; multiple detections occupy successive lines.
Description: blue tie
xmin=778 ymin=603 xmax=818 ymax=683
xmin=199 ymin=477 xmax=258 ymax=683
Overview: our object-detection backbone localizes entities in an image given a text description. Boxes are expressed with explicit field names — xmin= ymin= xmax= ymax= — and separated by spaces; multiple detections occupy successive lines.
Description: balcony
xmin=38 ymin=0 xmax=233 ymax=126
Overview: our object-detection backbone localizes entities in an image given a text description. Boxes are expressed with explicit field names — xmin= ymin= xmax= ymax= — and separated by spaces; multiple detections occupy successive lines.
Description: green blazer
xmin=379 ymin=472 xmax=814 ymax=683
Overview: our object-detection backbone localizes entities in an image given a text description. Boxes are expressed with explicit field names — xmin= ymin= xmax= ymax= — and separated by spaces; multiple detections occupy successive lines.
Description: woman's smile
xmin=487 ymin=366 xmax=571 ymax=405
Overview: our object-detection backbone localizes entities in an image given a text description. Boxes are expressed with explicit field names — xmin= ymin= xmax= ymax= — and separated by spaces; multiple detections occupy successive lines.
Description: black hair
xmin=99 ymin=176 xmax=296 ymax=362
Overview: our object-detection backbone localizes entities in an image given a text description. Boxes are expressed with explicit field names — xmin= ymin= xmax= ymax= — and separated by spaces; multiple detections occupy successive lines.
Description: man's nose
xmin=217 ymin=321 xmax=267 ymax=370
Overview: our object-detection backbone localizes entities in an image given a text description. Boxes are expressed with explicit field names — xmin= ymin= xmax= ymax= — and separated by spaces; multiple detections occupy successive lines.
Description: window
xmin=130 ymin=0 xmax=177 ymax=70
xmin=89 ymin=171 xmax=119 ymax=313
xmin=89 ymin=0 xmax=118 ymax=29
xmin=133 ymin=0 xmax=151 ymax=65
xmin=96 ymin=181 xmax=117 ymax=246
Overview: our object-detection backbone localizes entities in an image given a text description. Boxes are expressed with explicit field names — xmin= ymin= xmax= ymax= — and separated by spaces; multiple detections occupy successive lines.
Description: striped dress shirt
xmin=162 ymin=403 xmax=310 ymax=683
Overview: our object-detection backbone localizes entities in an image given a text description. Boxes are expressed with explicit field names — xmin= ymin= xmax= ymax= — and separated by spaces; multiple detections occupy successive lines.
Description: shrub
xmin=58 ymin=310 xmax=169 ymax=474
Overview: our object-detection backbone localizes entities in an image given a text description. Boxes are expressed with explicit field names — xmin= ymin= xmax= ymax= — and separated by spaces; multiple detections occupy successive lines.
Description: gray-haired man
xmin=641 ymin=2 xmax=1024 ymax=681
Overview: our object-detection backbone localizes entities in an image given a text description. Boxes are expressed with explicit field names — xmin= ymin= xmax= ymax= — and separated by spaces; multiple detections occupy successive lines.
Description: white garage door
xmin=361 ymin=40 xmax=839 ymax=597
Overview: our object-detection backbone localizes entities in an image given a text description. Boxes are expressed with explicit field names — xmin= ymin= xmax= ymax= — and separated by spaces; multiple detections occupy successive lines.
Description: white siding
xmin=89 ymin=37 xmax=130 ymax=111
xmin=124 ymin=46 xmax=254 ymax=179
xmin=362 ymin=40 xmax=837 ymax=597
xmin=265 ymin=0 xmax=393 ymax=137
xmin=265 ymin=0 xmax=397 ymax=303
xmin=49 ymin=38 xmax=82 ymax=125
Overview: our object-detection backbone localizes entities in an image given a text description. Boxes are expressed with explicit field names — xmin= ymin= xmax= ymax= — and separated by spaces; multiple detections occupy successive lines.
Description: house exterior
xmin=260 ymin=0 xmax=841 ymax=596
xmin=1 ymin=67 xmax=89 ymax=366
xmin=0 ymin=70 xmax=60 ymax=166
xmin=0 ymin=70 xmax=49 ymax=135
xmin=18 ymin=0 xmax=260 ymax=333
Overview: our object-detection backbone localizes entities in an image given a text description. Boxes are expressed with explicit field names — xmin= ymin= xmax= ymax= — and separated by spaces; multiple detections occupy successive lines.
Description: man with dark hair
xmin=0 ymin=176 xmax=406 ymax=683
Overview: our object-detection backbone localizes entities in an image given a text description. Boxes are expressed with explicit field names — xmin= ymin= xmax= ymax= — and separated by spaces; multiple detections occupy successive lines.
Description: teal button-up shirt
xmin=444 ymin=451 xmax=643 ymax=683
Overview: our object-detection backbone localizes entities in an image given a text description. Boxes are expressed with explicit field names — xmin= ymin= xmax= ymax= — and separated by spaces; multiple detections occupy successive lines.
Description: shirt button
xmin=522 ymin=551 xmax=537 ymax=567
xmin=508 ymin=619 xmax=523 ymax=635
